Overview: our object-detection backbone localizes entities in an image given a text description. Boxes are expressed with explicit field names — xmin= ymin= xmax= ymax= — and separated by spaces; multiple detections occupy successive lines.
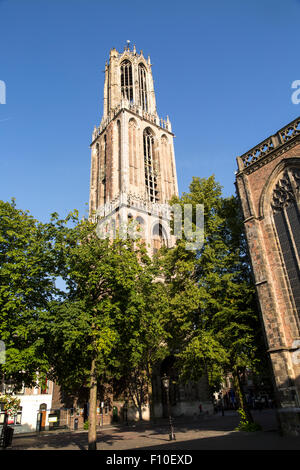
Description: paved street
xmin=6 ymin=410 xmax=300 ymax=450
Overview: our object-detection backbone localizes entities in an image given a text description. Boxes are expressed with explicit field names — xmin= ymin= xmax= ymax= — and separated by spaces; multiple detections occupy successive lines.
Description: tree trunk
xmin=88 ymin=357 xmax=97 ymax=450
xmin=138 ymin=404 xmax=143 ymax=421
xmin=233 ymin=369 xmax=253 ymax=423
xmin=147 ymin=371 xmax=156 ymax=423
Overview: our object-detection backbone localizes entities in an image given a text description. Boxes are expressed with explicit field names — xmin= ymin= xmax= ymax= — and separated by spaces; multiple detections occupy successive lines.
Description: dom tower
xmin=89 ymin=43 xmax=179 ymax=253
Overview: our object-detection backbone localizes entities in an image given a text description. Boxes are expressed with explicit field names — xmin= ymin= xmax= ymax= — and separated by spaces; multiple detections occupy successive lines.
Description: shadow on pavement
xmin=9 ymin=409 xmax=287 ymax=451
xmin=11 ymin=431 xmax=125 ymax=451
xmin=137 ymin=431 xmax=300 ymax=451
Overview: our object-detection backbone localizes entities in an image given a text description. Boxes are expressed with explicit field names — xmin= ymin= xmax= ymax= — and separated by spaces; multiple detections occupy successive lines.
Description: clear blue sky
xmin=1 ymin=0 xmax=299 ymax=222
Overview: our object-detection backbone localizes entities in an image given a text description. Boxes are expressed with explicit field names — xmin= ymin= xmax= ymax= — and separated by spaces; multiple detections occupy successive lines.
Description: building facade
xmin=235 ymin=116 xmax=300 ymax=435
xmin=1 ymin=379 xmax=54 ymax=434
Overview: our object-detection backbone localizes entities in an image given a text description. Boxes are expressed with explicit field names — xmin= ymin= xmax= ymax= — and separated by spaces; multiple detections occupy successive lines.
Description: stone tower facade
xmin=89 ymin=44 xmax=178 ymax=253
xmin=88 ymin=45 xmax=213 ymax=420
xmin=235 ymin=116 xmax=300 ymax=435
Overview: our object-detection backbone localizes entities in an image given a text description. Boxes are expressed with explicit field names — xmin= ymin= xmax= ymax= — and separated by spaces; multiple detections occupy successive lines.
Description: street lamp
xmin=161 ymin=375 xmax=176 ymax=441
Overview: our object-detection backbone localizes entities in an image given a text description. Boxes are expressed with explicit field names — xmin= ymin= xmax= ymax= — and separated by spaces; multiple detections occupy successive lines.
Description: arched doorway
xmin=36 ymin=403 xmax=47 ymax=431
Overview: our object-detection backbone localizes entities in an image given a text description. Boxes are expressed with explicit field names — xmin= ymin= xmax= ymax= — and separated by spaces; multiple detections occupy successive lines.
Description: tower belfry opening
xmin=120 ymin=60 xmax=133 ymax=102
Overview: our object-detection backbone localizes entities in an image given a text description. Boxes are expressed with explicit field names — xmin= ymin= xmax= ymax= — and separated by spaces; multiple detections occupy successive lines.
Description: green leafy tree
xmin=0 ymin=199 xmax=59 ymax=390
xmin=113 ymin=261 xmax=170 ymax=421
xmin=42 ymin=217 xmax=152 ymax=449
xmin=162 ymin=176 xmax=265 ymax=424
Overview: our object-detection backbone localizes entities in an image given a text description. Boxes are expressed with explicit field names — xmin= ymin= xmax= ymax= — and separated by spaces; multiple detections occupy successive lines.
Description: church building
xmin=236 ymin=117 xmax=300 ymax=435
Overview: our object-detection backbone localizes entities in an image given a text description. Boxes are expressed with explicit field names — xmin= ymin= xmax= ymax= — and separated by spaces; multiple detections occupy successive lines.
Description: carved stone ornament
xmin=272 ymin=169 xmax=300 ymax=213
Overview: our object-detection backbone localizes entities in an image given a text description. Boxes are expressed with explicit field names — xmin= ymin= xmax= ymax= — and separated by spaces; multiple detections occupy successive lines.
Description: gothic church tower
xmin=89 ymin=44 xmax=178 ymax=253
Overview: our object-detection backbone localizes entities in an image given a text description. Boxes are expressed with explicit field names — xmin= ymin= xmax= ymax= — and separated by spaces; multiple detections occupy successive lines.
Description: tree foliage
xmin=162 ymin=176 xmax=265 ymax=420
xmin=0 ymin=199 xmax=59 ymax=389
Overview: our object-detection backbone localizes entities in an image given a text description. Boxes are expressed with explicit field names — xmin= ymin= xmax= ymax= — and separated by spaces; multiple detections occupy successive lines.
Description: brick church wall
xmin=236 ymin=117 xmax=300 ymax=435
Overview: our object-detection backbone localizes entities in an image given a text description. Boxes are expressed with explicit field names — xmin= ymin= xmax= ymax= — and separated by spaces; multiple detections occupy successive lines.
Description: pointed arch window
xmin=117 ymin=120 xmax=121 ymax=192
xmin=143 ymin=128 xmax=158 ymax=203
xmin=138 ymin=64 xmax=148 ymax=111
xmin=102 ymin=135 xmax=107 ymax=203
xmin=129 ymin=119 xmax=137 ymax=186
xmin=152 ymin=223 xmax=167 ymax=254
xmin=120 ymin=60 xmax=133 ymax=102
xmin=272 ymin=168 xmax=300 ymax=320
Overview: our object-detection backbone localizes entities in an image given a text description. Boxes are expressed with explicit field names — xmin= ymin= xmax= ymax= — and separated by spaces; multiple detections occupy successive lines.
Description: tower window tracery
xmin=120 ymin=60 xmax=133 ymax=102
xmin=143 ymin=128 xmax=158 ymax=202
xmin=117 ymin=120 xmax=121 ymax=192
xmin=138 ymin=64 xmax=148 ymax=111
xmin=272 ymin=168 xmax=300 ymax=319
xmin=103 ymin=135 xmax=107 ymax=203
